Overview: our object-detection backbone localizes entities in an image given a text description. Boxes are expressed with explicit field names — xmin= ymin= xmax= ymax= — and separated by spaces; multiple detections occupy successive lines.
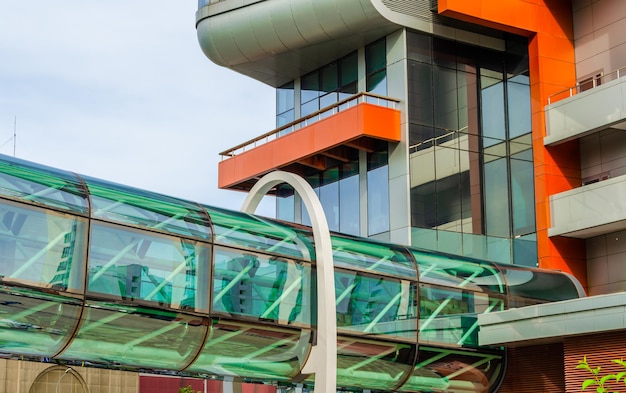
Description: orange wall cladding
xmin=218 ymin=103 xmax=401 ymax=189
xmin=439 ymin=0 xmax=587 ymax=288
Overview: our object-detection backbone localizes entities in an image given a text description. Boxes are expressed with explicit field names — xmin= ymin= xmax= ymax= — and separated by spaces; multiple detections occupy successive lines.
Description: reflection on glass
xmin=507 ymin=80 xmax=531 ymax=138
xmin=419 ymin=284 xmax=504 ymax=346
xmin=336 ymin=270 xmax=416 ymax=341
xmin=501 ymin=265 xmax=583 ymax=304
xmin=339 ymin=174 xmax=359 ymax=236
xmin=326 ymin=336 xmax=415 ymax=391
xmin=88 ymin=222 xmax=210 ymax=312
xmin=0 ymin=287 xmax=81 ymax=357
xmin=320 ymin=181 xmax=339 ymax=232
xmin=480 ymin=80 xmax=505 ymax=147
xmin=0 ymin=201 xmax=86 ymax=291
xmin=484 ymin=158 xmax=510 ymax=238
xmin=0 ymin=154 xmax=88 ymax=214
xmin=213 ymin=247 xmax=312 ymax=326
xmin=367 ymin=165 xmax=389 ymax=236
xmin=63 ymin=302 xmax=206 ymax=370
xmin=189 ymin=321 xmax=310 ymax=381
xmin=403 ymin=346 xmax=503 ymax=392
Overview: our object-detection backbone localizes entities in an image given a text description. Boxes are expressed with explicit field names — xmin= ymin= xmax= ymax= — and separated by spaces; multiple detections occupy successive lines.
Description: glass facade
xmin=408 ymin=31 xmax=536 ymax=265
xmin=0 ymin=154 xmax=584 ymax=393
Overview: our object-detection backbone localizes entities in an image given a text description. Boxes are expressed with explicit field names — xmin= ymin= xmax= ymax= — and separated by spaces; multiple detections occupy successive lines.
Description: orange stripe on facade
xmin=439 ymin=0 xmax=587 ymax=288
xmin=218 ymin=103 xmax=401 ymax=190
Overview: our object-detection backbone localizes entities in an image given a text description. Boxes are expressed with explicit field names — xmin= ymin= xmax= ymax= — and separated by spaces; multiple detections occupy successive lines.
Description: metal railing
xmin=547 ymin=66 xmax=626 ymax=105
xmin=219 ymin=92 xmax=400 ymax=159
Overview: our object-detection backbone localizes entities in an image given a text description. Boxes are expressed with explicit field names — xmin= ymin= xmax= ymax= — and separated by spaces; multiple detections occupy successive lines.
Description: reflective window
xmin=419 ymin=284 xmax=504 ymax=346
xmin=189 ymin=320 xmax=311 ymax=381
xmin=408 ymin=61 xmax=433 ymax=126
xmin=480 ymin=79 xmax=506 ymax=147
xmin=366 ymin=38 xmax=387 ymax=96
xmin=0 ymin=155 xmax=87 ymax=214
xmin=511 ymin=154 xmax=535 ymax=236
xmin=320 ymin=168 xmax=339 ymax=231
xmin=336 ymin=270 xmax=416 ymax=341
xmin=507 ymin=77 xmax=531 ymax=138
xmin=0 ymin=200 xmax=87 ymax=291
xmin=84 ymin=176 xmax=211 ymax=241
xmin=63 ymin=302 xmax=206 ymax=370
xmin=88 ymin=222 xmax=210 ymax=313
xmin=484 ymin=158 xmax=510 ymax=238
xmin=367 ymin=150 xmax=389 ymax=236
xmin=212 ymin=247 xmax=312 ymax=326
xmin=434 ymin=66 xmax=459 ymax=132
xmin=0 ymin=287 xmax=82 ymax=357
xmin=331 ymin=235 xmax=417 ymax=279
xmin=330 ymin=336 xmax=415 ymax=391
xmin=206 ymin=205 xmax=314 ymax=260
xmin=276 ymin=184 xmax=295 ymax=223
xmin=339 ymin=174 xmax=359 ymax=236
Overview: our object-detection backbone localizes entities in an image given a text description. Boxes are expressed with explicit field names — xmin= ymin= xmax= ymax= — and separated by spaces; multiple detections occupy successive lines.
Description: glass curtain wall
xmin=275 ymin=39 xmax=390 ymax=239
xmin=408 ymin=31 xmax=535 ymax=266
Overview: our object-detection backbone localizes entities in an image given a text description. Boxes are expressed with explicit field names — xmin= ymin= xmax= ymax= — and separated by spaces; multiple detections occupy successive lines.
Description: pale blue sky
xmin=0 ymin=1 xmax=276 ymax=215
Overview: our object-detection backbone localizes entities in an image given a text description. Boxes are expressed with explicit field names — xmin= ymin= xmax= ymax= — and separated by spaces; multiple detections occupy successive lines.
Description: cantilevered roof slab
xmin=195 ymin=0 xmax=399 ymax=87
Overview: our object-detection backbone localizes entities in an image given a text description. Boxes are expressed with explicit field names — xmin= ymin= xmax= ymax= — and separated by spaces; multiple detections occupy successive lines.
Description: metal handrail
xmin=547 ymin=66 xmax=626 ymax=105
xmin=219 ymin=92 xmax=400 ymax=159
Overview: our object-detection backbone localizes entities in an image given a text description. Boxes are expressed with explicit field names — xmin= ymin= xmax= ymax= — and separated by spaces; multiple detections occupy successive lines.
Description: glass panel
xmin=63 ymin=302 xmax=206 ymax=370
xmin=507 ymin=80 xmax=531 ymax=139
xmin=300 ymin=99 xmax=319 ymax=118
xmin=434 ymin=66 xmax=459 ymax=132
xmin=510 ymin=158 xmax=535 ymax=236
xmin=437 ymin=230 xmax=462 ymax=256
xmin=407 ymin=31 xmax=432 ymax=64
xmin=301 ymin=71 xmax=320 ymax=103
xmin=500 ymin=265 xmax=583 ymax=304
xmin=88 ymin=222 xmax=210 ymax=313
xmin=319 ymin=180 xmax=339 ymax=232
xmin=486 ymin=236 xmax=511 ymax=264
xmin=276 ymin=185 xmax=295 ymax=223
xmin=330 ymin=336 xmax=415 ymax=391
xmin=408 ymin=61 xmax=433 ymax=126
xmin=0 ymin=286 xmax=81 ymax=357
xmin=276 ymin=81 xmax=295 ymax=115
xmin=457 ymin=70 xmax=477 ymax=132
xmin=367 ymin=70 xmax=387 ymax=96
xmin=480 ymin=79 xmax=506 ymax=148
xmin=339 ymin=174 xmax=359 ymax=236
xmin=206 ymin=205 xmax=313 ymax=260
xmin=366 ymin=39 xmax=386 ymax=73
xmin=401 ymin=346 xmax=504 ymax=392
xmin=84 ymin=176 xmax=211 ymax=241
xmin=367 ymin=163 xmax=389 ymax=236
xmin=0 ymin=155 xmax=88 ymax=214
xmin=189 ymin=320 xmax=310 ymax=381
xmin=321 ymin=63 xmax=338 ymax=93
xmin=336 ymin=270 xmax=417 ymax=341
xmin=331 ymin=235 xmax=417 ymax=279
xmin=412 ymin=249 xmax=504 ymax=293
xmin=277 ymin=109 xmax=295 ymax=128
xmin=484 ymin=158 xmax=510 ymax=238
xmin=419 ymin=284 xmax=504 ymax=346
xmin=513 ymin=233 xmax=537 ymax=267
xmin=433 ymin=37 xmax=456 ymax=69
xmin=319 ymin=92 xmax=338 ymax=110
xmin=340 ymin=52 xmax=358 ymax=86
xmin=212 ymin=247 xmax=312 ymax=326
xmin=0 ymin=200 xmax=87 ymax=292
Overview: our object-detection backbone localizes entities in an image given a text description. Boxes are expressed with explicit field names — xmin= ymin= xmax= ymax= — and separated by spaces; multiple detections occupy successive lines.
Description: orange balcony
xmin=218 ymin=93 xmax=401 ymax=191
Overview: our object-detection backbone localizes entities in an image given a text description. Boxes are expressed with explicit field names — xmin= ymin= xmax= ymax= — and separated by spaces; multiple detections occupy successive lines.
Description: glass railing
xmin=219 ymin=92 xmax=400 ymax=159
xmin=547 ymin=66 xmax=626 ymax=105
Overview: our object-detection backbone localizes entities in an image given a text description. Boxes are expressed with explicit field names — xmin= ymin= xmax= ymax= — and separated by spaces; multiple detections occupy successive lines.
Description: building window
xmin=367 ymin=149 xmax=390 ymax=236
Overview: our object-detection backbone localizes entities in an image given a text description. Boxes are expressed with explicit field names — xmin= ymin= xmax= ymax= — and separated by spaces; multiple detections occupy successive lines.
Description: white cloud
xmin=0 ymin=0 xmax=277 ymax=216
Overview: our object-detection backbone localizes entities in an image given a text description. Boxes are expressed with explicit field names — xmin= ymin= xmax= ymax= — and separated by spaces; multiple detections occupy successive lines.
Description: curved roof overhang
xmin=195 ymin=0 xmax=401 ymax=87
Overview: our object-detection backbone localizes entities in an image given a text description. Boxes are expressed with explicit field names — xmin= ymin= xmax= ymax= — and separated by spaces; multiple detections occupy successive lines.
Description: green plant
xmin=179 ymin=385 xmax=201 ymax=393
xmin=576 ymin=356 xmax=626 ymax=392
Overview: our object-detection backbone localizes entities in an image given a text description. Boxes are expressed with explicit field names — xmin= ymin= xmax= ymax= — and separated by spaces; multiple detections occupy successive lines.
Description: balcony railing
xmin=219 ymin=92 xmax=400 ymax=159
xmin=547 ymin=66 xmax=626 ymax=105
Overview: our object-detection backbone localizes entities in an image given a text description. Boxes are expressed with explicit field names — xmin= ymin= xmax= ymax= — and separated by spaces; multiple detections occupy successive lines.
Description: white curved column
xmin=241 ymin=171 xmax=337 ymax=392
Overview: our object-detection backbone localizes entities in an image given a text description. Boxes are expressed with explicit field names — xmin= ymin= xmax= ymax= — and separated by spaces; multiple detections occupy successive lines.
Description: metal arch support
xmin=241 ymin=171 xmax=337 ymax=393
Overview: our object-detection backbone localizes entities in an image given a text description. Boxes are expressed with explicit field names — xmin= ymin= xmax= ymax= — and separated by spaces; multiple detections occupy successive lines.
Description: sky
xmin=0 ymin=1 xmax=277 ymax=216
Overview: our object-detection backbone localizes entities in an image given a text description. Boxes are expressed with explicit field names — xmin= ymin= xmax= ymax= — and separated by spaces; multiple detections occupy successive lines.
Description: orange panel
xmin=439 ymin=0 xmax=585 ymax=287
xmin=218 ymin=103 xmax=400 ymax=189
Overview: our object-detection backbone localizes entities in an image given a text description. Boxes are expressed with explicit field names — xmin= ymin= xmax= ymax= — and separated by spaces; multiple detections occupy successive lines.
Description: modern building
xmin=195 ymin=0 xmax=626 ymax=391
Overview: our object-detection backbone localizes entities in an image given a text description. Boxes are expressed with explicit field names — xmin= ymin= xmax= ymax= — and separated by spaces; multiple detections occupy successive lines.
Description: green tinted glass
xmin=0 ymin=155 xmax=87 ymax=213
xmin=0 ymin=287 xmax=81 ymax=357
xmin=308 ymin=336 xmax=414 ymax=391
xmin=500 ymin=265 xmax=584 ymax=303
xmin=206 ymin=205 xmax=313 ymax=260
xmin=331 ymin=235 xmax=417 ymax=279
xmin=188 ymin=320 xmax=310 ymax=380
xmin=62 ymin=302 xmax=206 ymax=370
xmin=412 ymin=249 xmax=505 ymax=293
xmin=401 ymin=346 xmax=503 ymax=392
xmin=212 ymin=247 xmax=312 ymax=326
xmin=336 ymin=270 xmax=416 ymax=341
xmin=84 ymin=176 xmax=211 ymax=241
xmin=419 ymin=284 xmax=504 ymax=347
xmin=88 ymin=222 xmax=210 ymax=312
xmin=0 ymin=200 xmax=87 ymax=291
